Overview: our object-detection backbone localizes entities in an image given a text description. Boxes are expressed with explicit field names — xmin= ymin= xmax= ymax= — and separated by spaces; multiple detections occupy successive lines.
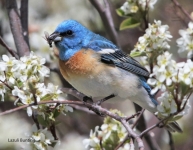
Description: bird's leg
xmin=83 ymin=96 xmax=93 ymax=104
xmin=96 ymin=94 xmax=115 ymax=105
xmin=83 ymin=96 xmax=104 ymax=116
xmin=83 ymin=94 xmax=115 ymax=117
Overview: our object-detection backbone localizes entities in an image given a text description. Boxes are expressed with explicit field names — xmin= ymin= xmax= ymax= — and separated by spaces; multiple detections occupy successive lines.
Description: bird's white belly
xmin=68 ymin=67 xmax=140 ymax=98
xmin=67 ymin=67 xmax=157 ymax=112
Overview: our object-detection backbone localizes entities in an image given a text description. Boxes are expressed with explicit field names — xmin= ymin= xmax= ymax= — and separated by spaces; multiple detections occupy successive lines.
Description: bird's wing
xmin=100 ymin=49 xmax=150 ymax=78
xmin=86 ymin=38 xmax=149 ymax=78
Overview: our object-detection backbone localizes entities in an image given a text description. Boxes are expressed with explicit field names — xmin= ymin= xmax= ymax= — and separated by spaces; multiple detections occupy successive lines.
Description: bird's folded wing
xmin=100 ymin=49 xmax=150 ymax=78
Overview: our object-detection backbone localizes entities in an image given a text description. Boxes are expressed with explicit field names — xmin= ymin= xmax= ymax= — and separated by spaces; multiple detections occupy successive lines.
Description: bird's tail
xmin=165 ymin=121 xmax=182 ymax=133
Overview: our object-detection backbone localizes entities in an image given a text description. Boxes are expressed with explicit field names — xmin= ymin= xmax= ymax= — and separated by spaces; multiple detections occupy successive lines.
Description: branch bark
xmin=20 ymin=0 xmax=30 ymax=47
xmin=6 ymin=0 xmax=30 ymax=57
xmin=171 ymin=0 xmax=193 ymax=22
xmin=89 ymin=0 xmax=120 ymax=47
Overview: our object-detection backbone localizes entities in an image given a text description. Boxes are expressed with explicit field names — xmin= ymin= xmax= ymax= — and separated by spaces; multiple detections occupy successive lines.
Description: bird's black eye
xmin=60 ymin=30 xmax=73 ymax=37
xmin=66 ymin=30 xmax=73 ymax=36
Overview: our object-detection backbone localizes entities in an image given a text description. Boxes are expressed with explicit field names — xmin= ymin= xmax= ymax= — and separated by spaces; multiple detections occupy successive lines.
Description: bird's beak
xmin=48 ymin=32 xmax=62 ymax=42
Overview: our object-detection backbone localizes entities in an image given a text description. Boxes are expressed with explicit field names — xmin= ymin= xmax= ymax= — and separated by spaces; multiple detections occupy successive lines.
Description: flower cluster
xmin=156 ymin=92 xmax=190 ymax=120
xmin=147 ymin=51 xmax=177 ymax=94
xmin=0 ymin=52 xmax=74 ymax=149
xmin=83 ymin=110 xmax=130 ymax=150
xmin=1 ymin=53 xmax=57 ymax=114
xmin=120 ymin=0 xmax=157 ymax=15
xmin=132 ymin=20 xmax=172 ymax=57
xmin=146 ymin=50 xmax=193 ymax=118
xmin=0 ymin=52 xmax=73 ymax=116
xmin=130 ymin=20 xmax=192 ymax=121
xmin=177 ymin=22 xmax=193 ymax=58
xmin=148 ymin=53 xmax=193 ymax=93
xmin=29 ymin=125 xmax=56 ymax=150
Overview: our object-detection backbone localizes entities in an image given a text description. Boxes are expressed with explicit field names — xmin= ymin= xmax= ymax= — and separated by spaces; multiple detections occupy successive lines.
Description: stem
xmin=0 ymin=36 xmax=18 ymax=58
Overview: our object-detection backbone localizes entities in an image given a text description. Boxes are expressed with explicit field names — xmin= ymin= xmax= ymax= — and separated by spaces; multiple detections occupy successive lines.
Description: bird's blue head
xmin=49 ymin=20 xmax=92 ymax=61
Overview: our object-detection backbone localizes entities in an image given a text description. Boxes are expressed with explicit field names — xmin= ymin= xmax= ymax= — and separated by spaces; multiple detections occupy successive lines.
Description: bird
xmin=47 ymin=19 xmax=182 ymax=132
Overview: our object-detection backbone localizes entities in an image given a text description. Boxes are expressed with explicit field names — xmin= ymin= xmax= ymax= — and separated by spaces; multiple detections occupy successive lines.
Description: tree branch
xmin=0 ymin=98 xmax=144 ymax=150
xmin=20 ymin=0 xmax=30 ymax=47
xmin=121 ymin=119 xmax=144 ymax=150
xmin=6 ymin=0 xmax=30 ymax=57
xmin=0 ymin=36 xmax=18 ymax=58
xmin=89 ymin=0 xmax=120 ymax=47
xmin=171 ymin=0 xmax=193 ymax=22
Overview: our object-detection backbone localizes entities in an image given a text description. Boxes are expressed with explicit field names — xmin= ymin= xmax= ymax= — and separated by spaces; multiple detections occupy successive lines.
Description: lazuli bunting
xmin=48 ymin=19 xmax=182 ymax=132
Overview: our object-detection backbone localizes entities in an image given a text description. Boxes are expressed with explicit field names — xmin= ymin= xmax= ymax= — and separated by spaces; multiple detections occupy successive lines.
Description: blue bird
xmin=48 ymin=19 xmax=182 ymax=132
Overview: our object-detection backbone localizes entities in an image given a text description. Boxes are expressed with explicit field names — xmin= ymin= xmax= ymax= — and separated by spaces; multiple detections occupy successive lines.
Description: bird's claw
xmin=83 ymin=96 xmax=105 ymax=117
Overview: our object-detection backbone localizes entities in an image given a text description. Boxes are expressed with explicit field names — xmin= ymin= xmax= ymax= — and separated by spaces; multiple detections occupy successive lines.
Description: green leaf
xmin=53 ymin=109 xmax=60 ymax=118
xmin=179 ymin=81 xmax=191 ymax=96
xmin=130 ymin=51 xmax=146 ymax=57
xmin=116 ymin=8 xmax=125 ymax=17
xmin=37 ymin=115 xmax=48 ymax=126
xmin=170 ymin=115 xmax=183 ymax=121
xmin=120 ymin=18 xmax=140 ymax=30
xmin=41 ymin=94 xmax=53 ymax=101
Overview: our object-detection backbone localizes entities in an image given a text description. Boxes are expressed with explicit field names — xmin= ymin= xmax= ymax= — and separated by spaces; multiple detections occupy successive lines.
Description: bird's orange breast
xmin=59 ymin=49 xmax=100 ymax=80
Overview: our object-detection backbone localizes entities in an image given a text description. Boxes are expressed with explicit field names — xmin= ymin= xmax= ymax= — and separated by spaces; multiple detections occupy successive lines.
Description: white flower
xmin=101 ymin=123 xmax=117 ymax=140
xmin=138 ymin=0 xmax=158 ymax=10
xmin=31 ymin=124 xmax=55 ymax=150
xmin=147 ymin=52 xmax=178 ymax=93
xmin=177 ymin=22 xmax=193 ymax=58
xmin=132 ymin=20 xmax=172 ymax=55
xmin=46 ymin=83 xmax=62 ymax=100
xmin=83 ymin=126 xmax=100 ymax=149
xmin=178 ymin=59 xmax=193 ymax=86
xmin=35 ymin=83 xmax=48 ymax=101
xmin=157 ymin=51 xmax=172 ymax=71
xmin=0 ymin=62 xmax=7 ymax=71
xmin=156 ymin=92 xmax=177 ymax=117
xmin=12 ymin=86 xmax=26 ymax=100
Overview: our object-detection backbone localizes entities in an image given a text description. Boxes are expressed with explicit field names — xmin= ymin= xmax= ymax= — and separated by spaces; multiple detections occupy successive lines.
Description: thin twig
xmin=115 ymin=110 xmax=142 ymax=150
xmin=0 ymin=36 xmax=18 ymax=58
xmin=0 ymin=79 xmax=13 ymax=90
xmin=115 ymin=133 xmax=130 ymax=150
xmin=0 ymin=100 xmax=83 ymax=116
xmin=140 ymin=113 xmax=175 ymax=137
xmin=132 ymin=109 xmax=145 ymax=129
xmin=171 ymin=0 xmax=193 ymax=22
xmin=121 ymin=119 xmax=144 ymax=150
xmin=125 ymin=111 xmax=141 ymax=121
xmin=89 ymin=0 xmax=120 ymax=47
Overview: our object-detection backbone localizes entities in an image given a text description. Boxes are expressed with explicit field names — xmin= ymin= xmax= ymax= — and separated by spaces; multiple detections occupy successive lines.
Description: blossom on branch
xmin=120 ymin=0 xmax=158 ymax=15
xmin=177 ymin=22 xmax=193 ymax=58
xmin=131 ymin=20 xmax=172 ymax=58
